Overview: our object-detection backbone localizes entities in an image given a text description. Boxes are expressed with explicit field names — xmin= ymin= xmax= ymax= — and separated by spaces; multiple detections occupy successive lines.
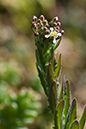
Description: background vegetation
xmin=0 ymin=0 xmax=86 ymax=128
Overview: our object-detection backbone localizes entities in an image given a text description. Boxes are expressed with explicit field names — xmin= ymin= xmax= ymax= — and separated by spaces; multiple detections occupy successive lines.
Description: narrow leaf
xmin=79 ymin=105 xmax=86 ymax=129
xmin=49 ymin=63 xmax=56 ymax=81
xmin=47 ymin=63 xmax=56 ymax=88
xmin=54 ymin=38 xmax=61 ymax=50
xmin=58 ymin=75 xmax=65 ymax=102
xmin=54 ymin=99 xmax=64 ymax=129
xmin=48 ymin=81 xmax=58 ymax=113
xmin=70 ymin=120 xmax=79 ymax=129
xmin=49 ymin=48 xmax=55 ymax=69
xmin=36 ymin=42 xmax=45 ymax=72
xmin=55 ymin=54 xmax=61 ymax=78
xmin=64 ymin=99 xmax=77 ymax=129
xmin=63 ymin=80 xmax=70 ymax=123
xmin=37 ymin=64 xmax=48 ymax=95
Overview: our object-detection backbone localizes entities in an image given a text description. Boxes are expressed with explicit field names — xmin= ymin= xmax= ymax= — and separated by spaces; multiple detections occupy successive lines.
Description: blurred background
xmin=0 ymin=0 xmax=86 ymax=129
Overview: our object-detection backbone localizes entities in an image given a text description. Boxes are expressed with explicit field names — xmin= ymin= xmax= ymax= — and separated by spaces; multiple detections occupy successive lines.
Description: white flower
xmin=45 ymin=27 xmax=62 ymax=44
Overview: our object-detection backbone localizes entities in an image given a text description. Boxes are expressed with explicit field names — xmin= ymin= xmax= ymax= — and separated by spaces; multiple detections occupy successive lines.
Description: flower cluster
xmin=32 ymin=15 xmax=64 ymax=44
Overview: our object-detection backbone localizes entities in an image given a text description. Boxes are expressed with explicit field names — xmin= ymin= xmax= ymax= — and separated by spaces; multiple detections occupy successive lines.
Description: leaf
xmin=64 ymin=99 xmax=77 ymax=129
xmin=36 ymin=64 xmax=48 ymax=95
xmin=48 ymin=81 xmax=58 ymax=113
xmin=58 ymin=75 xmax=64 ymax=102
xmin=49 ymin=48 xmax=56 ymax=70
xmin=48 ymin=63 xmax=56 ymax=81
xmin=54 ymin=38 xmax=61 ymax=50
xmin=63 ymin=80 xmax=70 ymax=123
xmin=79 ymin=105 xmax=86 ymax=129
xmin=55 ymin=54 xmax=61 ymax=78
xmin=54 ymin=99 xmax=64 ymax=129
xmin=36 ymin=42 xmax=45 ymax=72
xmin=47 ymin=63 xmax=56 ymax=89
xmin=70 ymin=120 xmax=79 ymax=129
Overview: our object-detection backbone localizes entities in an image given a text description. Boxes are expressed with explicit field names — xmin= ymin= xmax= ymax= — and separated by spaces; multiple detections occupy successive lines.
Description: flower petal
xmin=45 ymin=35 xmax=50 ymax=38
xmin=53 ymin=38 xmax=57 ymax=44
xmin=50 ymin=27 xmax=54 ymax=32
xmin=57 ymin=33 xmax=62 ymax=37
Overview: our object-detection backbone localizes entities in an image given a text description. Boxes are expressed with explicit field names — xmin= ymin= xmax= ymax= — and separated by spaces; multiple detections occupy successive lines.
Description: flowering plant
xmin=32 ymin=15 xmax=86 ymax=129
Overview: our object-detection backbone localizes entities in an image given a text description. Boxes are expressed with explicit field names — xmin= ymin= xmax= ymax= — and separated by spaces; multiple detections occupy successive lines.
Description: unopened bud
xmin=43 ymin=20 xmax=47 ymax=25
xmin=38 ymin=19 xmax=41 ymax=23
xmin=60 ymin=30 xmax=64 ymax=35
xmin=46 ymin=24 xmax=49 ymax=28
xmin=54 ymin=27 xmax=57 ymax=32
xmin=45 ymin=30 xmax=50 ymax=34
xmin=56 ymin=26 xmax=60 ymax=30
xmin=44 ymin=27 xmax=48 ymax=31
xmin=40 ymin=23 xmax=43 ymax=27
xmin=53 ymin=17 xmax=58 ymax=22
xmin=40 ymin=15 xmax=45 ymax=21
xmin=34 ymin=31 xmax=39 ymax=36
xmin=57 ymin=22 xmax=61 ymax=26
xmin=32 ymin=16 xmax=37 ymax=22
xmin=32 ymin=22 xmax=35 ymax=26
xmin=53 ymin=22 xmax=57 ymax=26
xmin=37 ymin=23 xmax=40 ymax=27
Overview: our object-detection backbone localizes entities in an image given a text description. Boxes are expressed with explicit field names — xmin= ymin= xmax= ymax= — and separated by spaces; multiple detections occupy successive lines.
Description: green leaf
xmin=58 ymin=75 xmax=64 ymax=101
xmin=70 ymin=120 xmax=79 ymax=129
xmin=47 ymin=63 xmax=56 ymax=89
xmin=55 ymin=54 xmax=61 ymax=78
xmin=49 ymin=48 xmax=55 ymax=70
xmin=79 ymin=105 xmax=86 ymax=129
xmin=64 ymin=99 xmax=77 ymax=129
xmin=48 ymin=81 xmax=58 ymax=113
xmin=48 ymin=63 xmax=56 ymax=81
xmin=63 ymin=79 xmax=70 ymax=124
xmin=37 ymin=64 xmax=48 ymax=95
xmin=54 ymin=99 xmax=64 ymax=129
xmin=36 ymin=42 xmax=45 ymax=72
xmin=54 ymin=38 xmax=61 ymax=50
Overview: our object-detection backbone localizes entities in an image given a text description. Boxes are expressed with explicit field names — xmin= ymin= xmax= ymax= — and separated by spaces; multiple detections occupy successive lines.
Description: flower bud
xmin=57 ymin=22 xmax=61 ymax=26
xmin=56 ymin=26 xmax=60 ymax=30
xmin=37 ymin=23 xmax=40 ymax=27
xmin=34 ymin=31 xmax=39 ymax=36
xmin=46 ymin=24 xmax=49 ymax=28
xmin=40 ymin=15 xmax=45 ymax=21
xmin=45 ymin=30 xmax=50 ymax=34
xmin=40 ymin=23 xmax=43 ymax=27
xmin=32 ymin=22 xmax=35 ymax=27
xmin=38 ymin=19 xmax=41 ymax=23
xmin=44 ymin=27 xmax=48 ymax=31
xmin=53 ymin=22 xmax=57 ymax=26
xmin=32 ymin=16 xmax=37 ymax=22
xmin=53 ymin=17 xmax=58 ymax=22
xmin=60 ymin=30 xmax=64 ymax=35
xmin=43 ymin=20 xmax=48 ymax=25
